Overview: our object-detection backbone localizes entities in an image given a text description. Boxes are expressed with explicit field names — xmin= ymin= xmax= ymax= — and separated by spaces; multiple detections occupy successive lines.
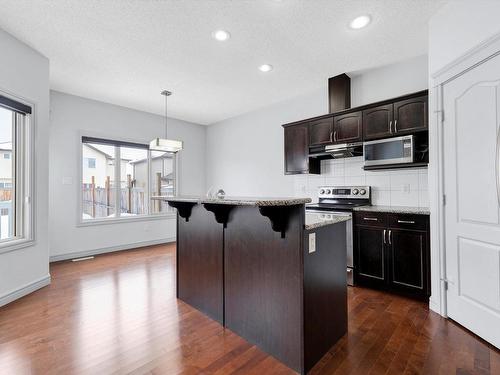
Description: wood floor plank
xmin=0 ymin=244 xmax=498 ymax=375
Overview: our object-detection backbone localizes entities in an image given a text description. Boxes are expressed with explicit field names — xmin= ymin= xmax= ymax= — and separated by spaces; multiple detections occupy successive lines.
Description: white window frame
xmin=77 ymin=132 xmax=177 ymax=226
xmin=0 ymin=91 xmax=35 ymax=255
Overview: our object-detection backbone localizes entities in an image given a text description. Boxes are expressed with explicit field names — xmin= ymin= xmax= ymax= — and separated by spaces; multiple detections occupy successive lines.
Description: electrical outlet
xmin=308 ymin=233 xmax=316 ymax=253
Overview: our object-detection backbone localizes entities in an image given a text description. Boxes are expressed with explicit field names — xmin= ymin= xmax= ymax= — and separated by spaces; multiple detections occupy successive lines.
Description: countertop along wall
xmin=49 ymin=91 xmax=206 ymax=261
xmin=206 ymin=55 xmax=429 ymax=208
xmin=0 ymin=29 xmax=50 ymax=306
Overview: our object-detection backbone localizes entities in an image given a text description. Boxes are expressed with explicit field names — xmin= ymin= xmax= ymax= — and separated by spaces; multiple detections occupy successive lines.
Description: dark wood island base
xmin=155 ymin=196 xmax=348 ymax=374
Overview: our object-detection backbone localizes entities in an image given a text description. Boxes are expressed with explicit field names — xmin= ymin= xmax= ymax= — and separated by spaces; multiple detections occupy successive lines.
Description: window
xmin=151 ymin=151 xmax=176 ymax=214
xmin=0 ymin=94 xmax=33 ymax=246
xmin=81 ymin=136 xmax=176 ymax=221
xmin=86 ymin=157 xmax=96 ymax=169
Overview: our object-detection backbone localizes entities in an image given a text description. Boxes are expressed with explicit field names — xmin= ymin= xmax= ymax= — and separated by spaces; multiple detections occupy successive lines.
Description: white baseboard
xmin=429 ymin=296 xmax=442 ymax=316
xmin=0 ymin=274 xmax=51 ymax=307
xmin=49 ymin=237 xmax=175 ymax=262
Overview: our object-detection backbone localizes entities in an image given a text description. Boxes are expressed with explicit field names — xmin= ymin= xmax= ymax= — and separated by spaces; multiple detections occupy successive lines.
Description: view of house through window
xmin=0 ymin=107 xmax=14 ymax=239
xmin=82 ymin=137 xmax=176 ymax=220
xmin=151 ymin=151 xmax=176 ymax=214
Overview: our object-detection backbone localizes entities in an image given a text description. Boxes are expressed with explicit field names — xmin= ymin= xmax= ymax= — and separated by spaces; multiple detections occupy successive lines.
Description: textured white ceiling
xmin=0 ymin=0 xmax=445 ymax=125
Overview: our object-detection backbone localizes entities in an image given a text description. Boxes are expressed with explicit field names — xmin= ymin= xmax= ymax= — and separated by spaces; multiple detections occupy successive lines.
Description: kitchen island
xmin=153 ymin=196 xmax=349 ymax=374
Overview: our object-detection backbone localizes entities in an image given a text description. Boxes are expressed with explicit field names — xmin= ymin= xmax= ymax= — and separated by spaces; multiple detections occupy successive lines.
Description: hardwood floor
xmin=0 ymin=244 xmax=498 ymax=374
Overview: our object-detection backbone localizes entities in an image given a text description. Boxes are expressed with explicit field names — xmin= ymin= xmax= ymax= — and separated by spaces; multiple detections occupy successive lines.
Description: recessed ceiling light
xmin=259 ymin=64 xmax=273 ymax=72
xmin=349 ymin=15 xmax=371 ymax=29
xmin=212 ymin=30 xmax=231 ymax=41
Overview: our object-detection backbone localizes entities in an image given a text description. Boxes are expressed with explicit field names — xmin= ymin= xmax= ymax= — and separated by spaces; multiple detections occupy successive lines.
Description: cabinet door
xmin=355 ymin=226 xmax=386 ymax=285
xmin=393 ymin=95 xmax=428 ymax=134
xmin=333 ymin=111 xmax=362 ymax=143
xmin=388 ymin=229 xmax=428 ymax=296
xmin=363 ymin=104 xmax=393 ymax=140
xmin=284 ymin=124 xmax=309 ymax=174
xmin=309 ymin=117 xmax=333 ymax=146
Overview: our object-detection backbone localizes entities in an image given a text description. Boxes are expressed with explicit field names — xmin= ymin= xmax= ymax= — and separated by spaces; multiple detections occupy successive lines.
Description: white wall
xmin=351 ymin=55 xmax=428 ymax=106
xmin=49 ymin=91 xmax=206 ymax=260
xmin=206 ymin=55 xmax=429 ymax=209
xmin=0 ymin=28 xmax=50 ymax=305
xmin=429 ymin=0 xmax=500 ymax=75
xmin=427 ymin=0 xmax=500 ymax=315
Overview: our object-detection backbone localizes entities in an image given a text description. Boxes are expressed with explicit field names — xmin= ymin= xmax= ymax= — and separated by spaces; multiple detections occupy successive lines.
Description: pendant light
xmin=150 ymin=90 xmax=183 ymax=153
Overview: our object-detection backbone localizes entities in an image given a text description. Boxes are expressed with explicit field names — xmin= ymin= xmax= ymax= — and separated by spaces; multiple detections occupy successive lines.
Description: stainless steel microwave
xmin=363 ymin=135 xmax=414 ymax=167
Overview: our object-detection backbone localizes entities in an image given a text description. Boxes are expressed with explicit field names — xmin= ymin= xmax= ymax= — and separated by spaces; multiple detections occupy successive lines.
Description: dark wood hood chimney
xmin=328 ymin=73 xmax=351 ymax=113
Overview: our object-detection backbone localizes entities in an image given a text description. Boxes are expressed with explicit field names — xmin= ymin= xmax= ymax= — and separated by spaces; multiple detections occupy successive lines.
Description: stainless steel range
xmin=306 ymin=186 xmax=371 ymax=286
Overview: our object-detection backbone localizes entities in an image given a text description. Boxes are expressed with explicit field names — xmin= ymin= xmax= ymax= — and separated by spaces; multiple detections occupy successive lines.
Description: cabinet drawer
xmin=388 ymin=213 xmax=428 ymax=231
xmin=354 ymin=212 xmax=387 ymax=227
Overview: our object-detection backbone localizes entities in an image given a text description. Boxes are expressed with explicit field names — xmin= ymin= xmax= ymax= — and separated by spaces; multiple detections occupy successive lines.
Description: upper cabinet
xmin=363 ymin=95 xmax=428 ymax=141
xmin=393 ymin=96 xmax=428 ymax=134
xmin=309 ymin=117 xmax=333 ymax=146
xmin=362 ymin=105 xmax=393 ymax=140
xmin=333 ymin=111 xmax=362 ymax=144
xmin=282 ymin=90 xmax=428 ymax=174
xmin=284 ymin=123 xmax=320 ymax=175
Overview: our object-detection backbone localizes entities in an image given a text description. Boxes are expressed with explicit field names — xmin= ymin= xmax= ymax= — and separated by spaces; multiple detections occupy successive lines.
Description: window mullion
xmin=146 ymin=150 xmax=151 ymax=215
xmin=115 ymin=146 xmax=121 ymax=218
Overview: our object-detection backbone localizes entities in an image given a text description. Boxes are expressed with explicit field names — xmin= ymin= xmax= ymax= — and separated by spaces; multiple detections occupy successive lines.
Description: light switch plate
xmin=62 ymin=177 xmax=73 ymax=185
xmin=309 ymin=233 xmax=316 ymax=253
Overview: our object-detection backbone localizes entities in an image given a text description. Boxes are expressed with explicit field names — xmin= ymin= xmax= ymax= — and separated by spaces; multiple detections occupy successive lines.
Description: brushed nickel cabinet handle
xmin=394 ymin=119 xmax=398 ymax=133
xmin=397 ymin=220 xmax=415 ymax=224
xmin=363 ymin=217 xmax=378 ymax=221
xmin=334 ymin=131 xmax=337 ymax=142
xmin=330 ymin=131 xmax=333 ymax=142
xmin=383 ymin=229 xmax=387 ymax=244
xmin=389 ymin=120 xmax=393 ymax=134
xmin=388 ymin=230 xmax=392 ymax=245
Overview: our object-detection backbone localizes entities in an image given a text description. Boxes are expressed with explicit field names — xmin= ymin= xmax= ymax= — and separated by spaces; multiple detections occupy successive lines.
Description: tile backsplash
xmin=293 ymin=157 xmax=429 ymax=208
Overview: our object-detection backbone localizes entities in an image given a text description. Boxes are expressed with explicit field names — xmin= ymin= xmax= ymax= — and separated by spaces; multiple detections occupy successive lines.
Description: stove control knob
xmin=360 ymin=189 xmax=367 ymax=195
xmin=325 ymin=189 xmax=331 ymax=194
xmin=319 ymin=189 xmax=325 ymax=195
xmin=352 ymin=189 xmax=359 ymax=195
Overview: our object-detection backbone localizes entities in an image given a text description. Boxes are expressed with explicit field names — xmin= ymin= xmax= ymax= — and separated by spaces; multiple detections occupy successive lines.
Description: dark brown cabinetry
xmin=309 ymin=117 xmax=333 ymax=146
xmin=363 ymin=95 xmax=428 ymax=141
xmin=333 ymin=111 xmax=362 ymax=143
xmin=284 ymin=123 xmax=319 ymax=175
xmin=353 ymin=211 xmax=430 ymax=300
xmin=282 ymin=90 xmax=429 ymax=174
xmin=363 ymin=104 xmax=393 ymax=140
xmin=393 ymin=96 xmax=428 ymax=134
xmin=356 ymin=226 xmax=386 ymax=285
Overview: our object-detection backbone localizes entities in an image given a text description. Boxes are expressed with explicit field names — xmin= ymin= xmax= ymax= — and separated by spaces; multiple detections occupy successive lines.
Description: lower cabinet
xmin=354 ymin=212 xmax=430 ymax=300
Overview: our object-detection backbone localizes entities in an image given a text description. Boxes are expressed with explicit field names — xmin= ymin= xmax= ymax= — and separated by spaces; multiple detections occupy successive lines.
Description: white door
xmin=443 ymin=52 xmax=500 ymax=348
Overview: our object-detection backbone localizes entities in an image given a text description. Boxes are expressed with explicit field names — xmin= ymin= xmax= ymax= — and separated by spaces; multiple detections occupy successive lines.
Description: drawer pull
xmin=397 ymin=220 xmax=415 ymax=224
xmin=363 ymin=217 xmax=378 ymax=221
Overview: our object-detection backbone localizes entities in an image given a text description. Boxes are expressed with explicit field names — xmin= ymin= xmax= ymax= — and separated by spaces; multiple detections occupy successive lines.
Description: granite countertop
xmin=151 ymin=196 xmax=312 ymax=207
xmin=305 ymin=212 xmax=351 ymax=230
xmin=353 ymin=205 xmax=430 ymax=215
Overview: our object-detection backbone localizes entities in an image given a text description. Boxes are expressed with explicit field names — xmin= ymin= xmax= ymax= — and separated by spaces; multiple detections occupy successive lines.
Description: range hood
xmin=309 ymin=142 xmax=363 ymax=160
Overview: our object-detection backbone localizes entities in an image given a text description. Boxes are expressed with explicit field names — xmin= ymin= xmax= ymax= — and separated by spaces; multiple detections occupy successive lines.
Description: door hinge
xmin=444 ymin=280 xmax=448 ymax=290
xmin=443 ymin=194 xmax=446 ymax=206
xmin=434 ymin=109 xmax=444 ymax=122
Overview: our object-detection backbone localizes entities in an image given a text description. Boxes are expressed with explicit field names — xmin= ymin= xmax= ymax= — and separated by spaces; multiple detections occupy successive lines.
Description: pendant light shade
xmin=150 ymin=90 xmax=183 ymax=153
xmin=149 ymin=138 xmax=183 ymax=153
